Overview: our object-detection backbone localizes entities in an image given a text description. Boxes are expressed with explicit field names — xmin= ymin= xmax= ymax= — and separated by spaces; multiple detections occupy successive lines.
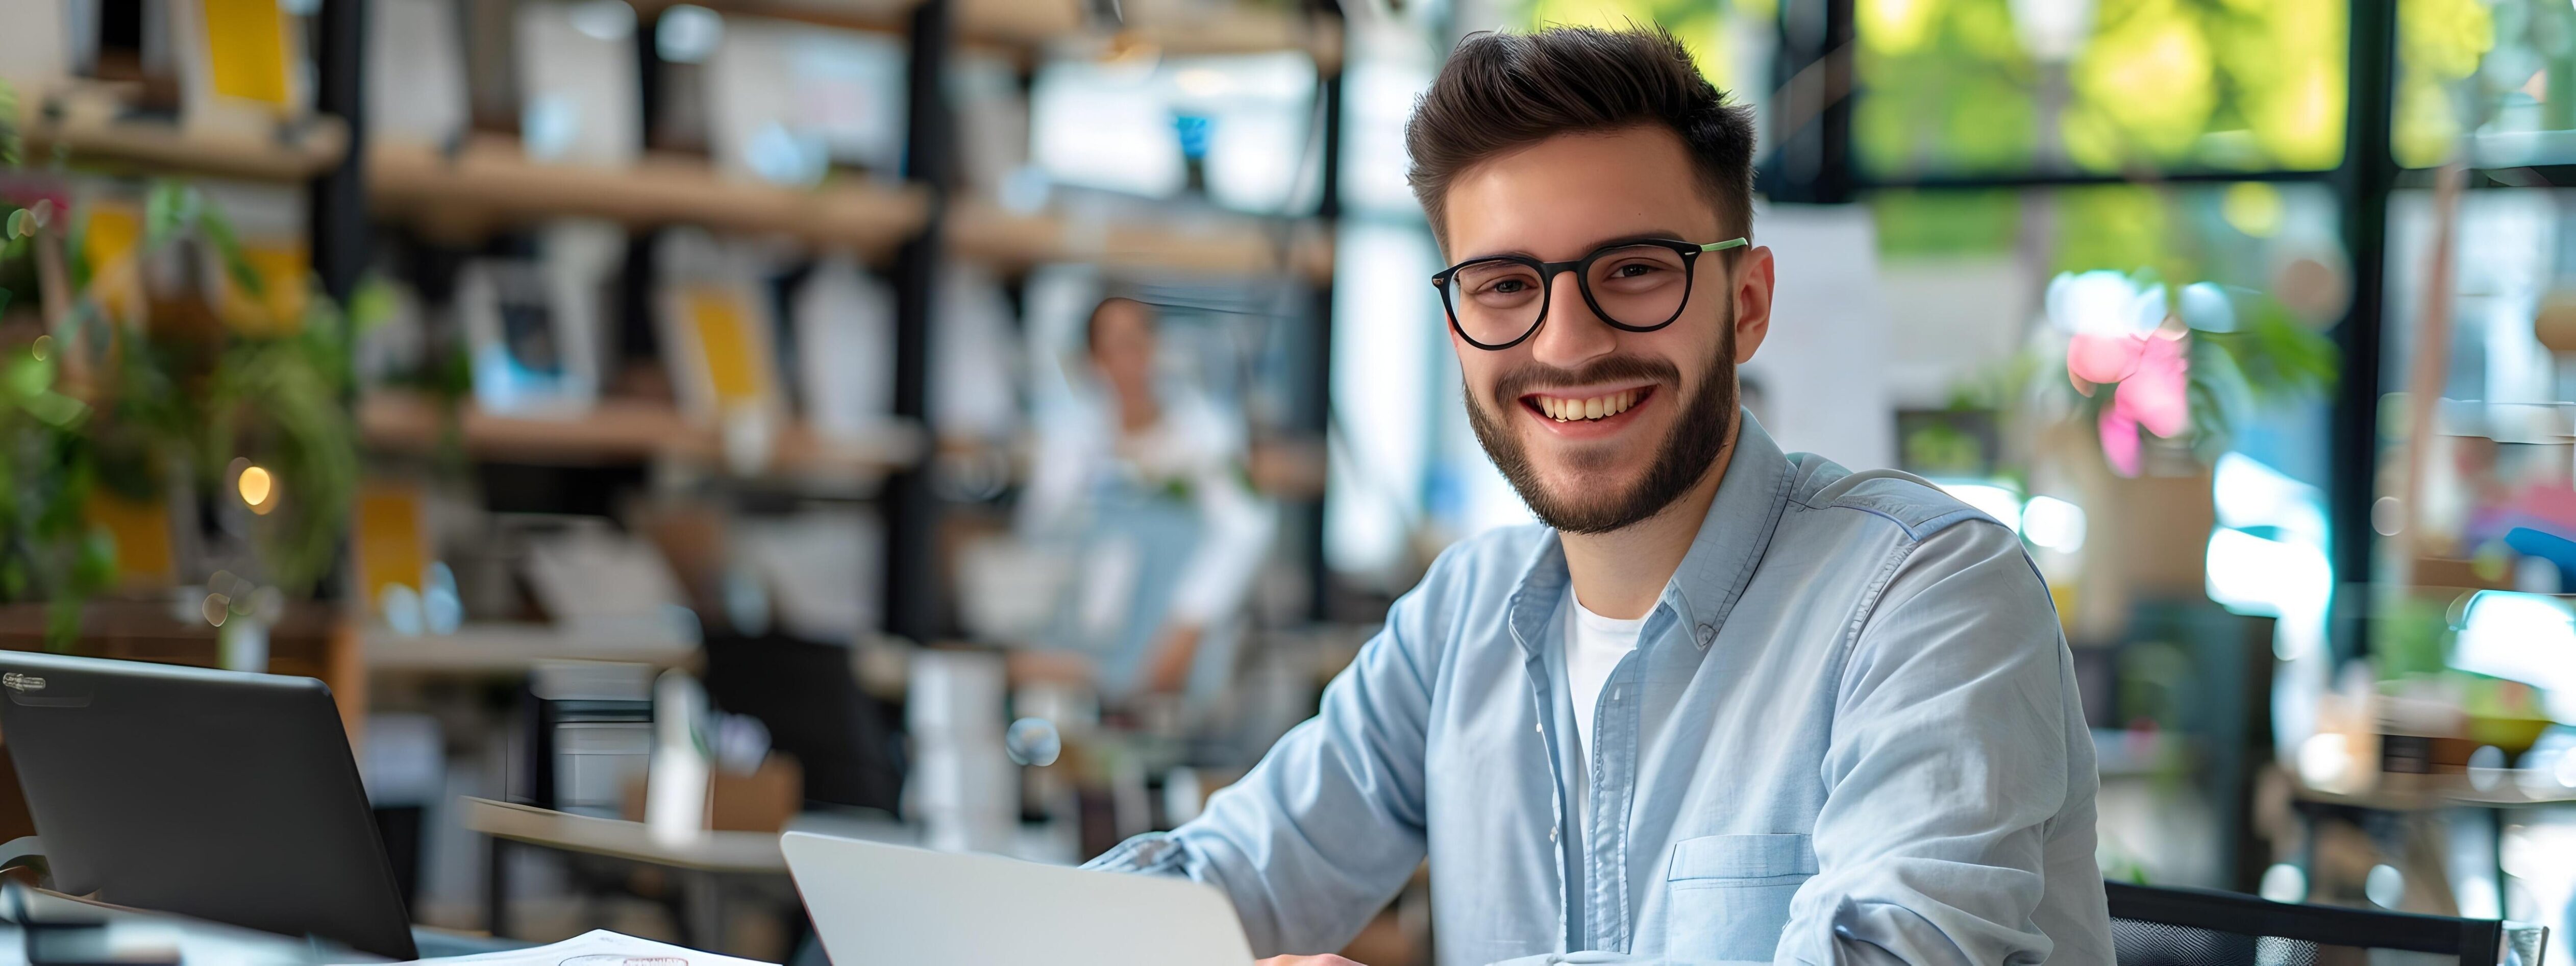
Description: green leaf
xmin=194 ymin=199 xmax=264 ymax=298
xmin=0 ymin=78 xmax=17 ymax=167
xmin=5 ymin=352 xmax=53 ymax=398
xmin=5 ymin=209 xmax=26 ymax=239
xmin=22 ymin=390 xmax=88 ymax=428
xmin=72 ymin=526 xmax=117 ymax=590
xmin=65 ymin=208 xmax=91 ymax=291
xmin=143 ymin=181 xmax=193 ymax=246
xmin=349 ymin=277 xmax=398 ymax=334
xmin=43 ymin=597 xmax=81 ymax=652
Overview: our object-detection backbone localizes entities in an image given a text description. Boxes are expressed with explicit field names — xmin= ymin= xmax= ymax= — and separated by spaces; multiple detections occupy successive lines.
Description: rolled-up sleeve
xmin=1773 ymin=519 xmax=2078 ymax=966
xmin=1082 ymin=549 xmax=1446 ymax=957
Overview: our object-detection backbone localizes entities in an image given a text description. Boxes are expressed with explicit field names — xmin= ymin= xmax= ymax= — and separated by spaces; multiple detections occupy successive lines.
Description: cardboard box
xmin=622 ymin=753 xmax=803 ymax=833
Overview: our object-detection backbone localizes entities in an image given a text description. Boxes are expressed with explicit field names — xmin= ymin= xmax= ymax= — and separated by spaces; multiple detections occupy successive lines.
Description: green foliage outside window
xmin=1859 ymin=0 xmax=2347 ymax=177
xmin=1516 ymin=0 xmax=1774 ymax=99
xmin=2389 ymin=0 xmax=2576 ymax=169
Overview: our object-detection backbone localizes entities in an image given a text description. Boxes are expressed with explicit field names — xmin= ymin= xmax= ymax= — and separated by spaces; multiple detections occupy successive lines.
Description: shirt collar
xmin=1658 ymin=411 xmax=1796 ymax=643
xmin=1505 ymin=409 xmax=1797 ymax=659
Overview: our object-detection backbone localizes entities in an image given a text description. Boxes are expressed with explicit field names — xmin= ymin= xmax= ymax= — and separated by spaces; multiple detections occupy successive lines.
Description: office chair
xmin=2107 ymin=880 xmax=2547 ymax=966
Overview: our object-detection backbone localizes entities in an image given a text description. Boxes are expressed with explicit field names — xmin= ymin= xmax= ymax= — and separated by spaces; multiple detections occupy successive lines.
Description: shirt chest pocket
xmin=1661 ymin=833 xmax=1817 ymax=963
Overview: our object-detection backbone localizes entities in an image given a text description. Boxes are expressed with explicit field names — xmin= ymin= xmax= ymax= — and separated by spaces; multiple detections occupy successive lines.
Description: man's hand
xmin=1255 ymin=957 xmax=1366 ymax=966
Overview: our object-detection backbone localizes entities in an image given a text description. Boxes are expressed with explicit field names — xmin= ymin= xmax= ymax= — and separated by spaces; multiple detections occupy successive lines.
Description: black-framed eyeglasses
xmin=1430 ymin=237 xmax=1747 ymax=351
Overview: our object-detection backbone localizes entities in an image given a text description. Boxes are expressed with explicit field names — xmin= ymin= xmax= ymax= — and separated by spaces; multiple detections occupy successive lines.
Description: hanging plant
xmin=0 ymin=82 xmax=358 ymax=647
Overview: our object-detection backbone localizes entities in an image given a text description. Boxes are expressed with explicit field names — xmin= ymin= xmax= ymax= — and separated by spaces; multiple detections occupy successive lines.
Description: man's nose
xmin=1527 ymin=269 xmax=1615 ymax=370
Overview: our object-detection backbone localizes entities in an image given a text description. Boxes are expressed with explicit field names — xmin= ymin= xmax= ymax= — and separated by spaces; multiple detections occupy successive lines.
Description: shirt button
xmin=1695 ymin=623 xmax=1717 ymax=647
xmin=1535 ymin=722 xmax=1544 ymax=735
xmin=1549 ymin=827 xmax=1557 ymax=843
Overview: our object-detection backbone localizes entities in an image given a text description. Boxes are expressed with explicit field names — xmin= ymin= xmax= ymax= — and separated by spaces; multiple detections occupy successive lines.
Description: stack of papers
xmin=378 ymin=930 xmax=777 ymax=966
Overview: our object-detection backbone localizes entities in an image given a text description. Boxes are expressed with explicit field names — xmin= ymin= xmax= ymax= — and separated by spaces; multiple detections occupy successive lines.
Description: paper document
xmin=369 ymin=930 xmax=776 ymax=966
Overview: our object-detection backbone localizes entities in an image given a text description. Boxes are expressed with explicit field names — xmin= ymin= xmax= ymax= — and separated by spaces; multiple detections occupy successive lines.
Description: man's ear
xmin=1731 ymin=246 xmax=1776 ymax=364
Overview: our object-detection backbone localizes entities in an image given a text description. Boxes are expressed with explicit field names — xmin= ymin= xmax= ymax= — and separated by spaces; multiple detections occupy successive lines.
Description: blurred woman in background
xmin=1021 ymin=296 xmax=1276 ymax=701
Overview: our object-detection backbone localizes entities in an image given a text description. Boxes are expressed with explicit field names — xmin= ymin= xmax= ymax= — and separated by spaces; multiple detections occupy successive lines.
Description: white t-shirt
xmin=1564 ymin=587 xmax=1647 ymax=836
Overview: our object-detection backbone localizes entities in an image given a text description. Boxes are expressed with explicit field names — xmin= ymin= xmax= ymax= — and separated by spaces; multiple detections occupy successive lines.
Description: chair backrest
xmin=2106 ymin=880 xmax=2520 ymax=966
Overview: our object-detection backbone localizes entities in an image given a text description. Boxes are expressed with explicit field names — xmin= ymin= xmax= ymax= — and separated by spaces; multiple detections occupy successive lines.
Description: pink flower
xmin=2095 ymin=333 xmax=2191 ymax=477
xmin=2099 ymin=404 xmax=2143 ymax=477
xmin=2046 ymin=271 xmax=2196 ymax=476
xmin=2119 ymin=335 xmax=2190 ymax=437
xmin=2067 ymin=333 xmax=2147 ymax=388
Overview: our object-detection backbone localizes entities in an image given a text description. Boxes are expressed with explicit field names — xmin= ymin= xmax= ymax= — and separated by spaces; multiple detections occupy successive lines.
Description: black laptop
xmin=0 ymin=651 xmax=418 ymax=958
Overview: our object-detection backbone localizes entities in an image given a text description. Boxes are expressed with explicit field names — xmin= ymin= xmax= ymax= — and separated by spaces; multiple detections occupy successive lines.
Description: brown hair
xmin=1404 ymin=24 xmax=1757 ymax=250
xmin=1084 ymin=296 xmax=1156 ymax=355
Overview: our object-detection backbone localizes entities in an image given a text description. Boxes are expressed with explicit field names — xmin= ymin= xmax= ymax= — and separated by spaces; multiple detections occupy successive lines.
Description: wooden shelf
xmin=949 ymin=199 xmax=1334 ymax=280
xmin=1054 ymin=7 xmax=1344 ymax=71
xmin=19 ymin=110 xmax=349 ymax=182
xmin=365 ymin=622 xmax=700 ymax=674
xmin=627 ymin=0 xmax=1338 ymax=67
xmin=967 ymin=0 xmax=1342 ymax=68
xmin=368 ymin=138 xmax=931 ymax=254
xmin=358 ymin=391 xmax=927 ymax=476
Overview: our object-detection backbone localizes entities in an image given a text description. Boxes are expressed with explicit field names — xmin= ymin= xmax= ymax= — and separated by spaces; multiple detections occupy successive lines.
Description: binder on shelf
xmin=0 ymin=0 xmax=74 ymax=98
xmin=702 ymin=15 xmax=905 ymax=187
xmin=791 ymin=252 xmax=897 ymax=441
xmin=365 ymin=0 xmax=469 ymax=147
xmin=174 ymin=0 xmax=310 ymax=132
xmin=655 ymin=231 xmax=785 ymax=468
xmin=514 ymin=0 xmax=641 ymax=166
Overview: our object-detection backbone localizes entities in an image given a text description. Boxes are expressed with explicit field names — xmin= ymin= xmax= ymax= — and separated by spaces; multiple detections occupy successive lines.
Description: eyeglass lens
xmin=1443 ymin=244 xmax=1693 ymax=346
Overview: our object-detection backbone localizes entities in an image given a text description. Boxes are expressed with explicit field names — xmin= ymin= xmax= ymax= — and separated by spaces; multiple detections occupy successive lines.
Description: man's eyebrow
xmin=1452 ymin=229 xmax=1698 ymax=263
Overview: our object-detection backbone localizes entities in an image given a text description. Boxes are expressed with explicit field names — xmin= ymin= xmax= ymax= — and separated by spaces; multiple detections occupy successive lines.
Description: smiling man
xmin=1085 ymin=25 xmax=2112 ymax=966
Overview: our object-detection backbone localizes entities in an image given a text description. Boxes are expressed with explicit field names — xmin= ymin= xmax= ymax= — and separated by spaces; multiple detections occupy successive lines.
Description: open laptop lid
xmin=0 ymin=652 xmax=417 ymax=959
xmin=780 ymin=831 xmax=1254 ymax=966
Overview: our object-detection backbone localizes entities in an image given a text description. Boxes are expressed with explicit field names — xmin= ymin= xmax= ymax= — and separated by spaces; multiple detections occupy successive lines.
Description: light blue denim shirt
xmin=1086 ymin=414 xmax=2112 ymax=966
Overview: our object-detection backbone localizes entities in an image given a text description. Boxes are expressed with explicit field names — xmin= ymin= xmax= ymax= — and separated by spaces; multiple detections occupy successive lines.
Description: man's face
xmin=1442 ymin=126 xmax=1775 ymax=534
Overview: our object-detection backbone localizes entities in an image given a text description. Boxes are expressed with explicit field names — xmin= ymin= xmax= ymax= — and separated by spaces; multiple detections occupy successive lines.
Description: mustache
xmin=1489 ymin=355 xmax=1681 ymax=405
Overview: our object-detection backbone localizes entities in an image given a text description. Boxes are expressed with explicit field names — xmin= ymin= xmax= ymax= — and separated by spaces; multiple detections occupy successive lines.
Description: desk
xmin=463 ymin=798 xmax=786 ymax=875
xmin=4 ymin=884 xmax=389 ymax=962
xmin=462 ymin=798 xmax=910 ymax=953
xmin=2291 ymin=770 xmax=2576 ymax=915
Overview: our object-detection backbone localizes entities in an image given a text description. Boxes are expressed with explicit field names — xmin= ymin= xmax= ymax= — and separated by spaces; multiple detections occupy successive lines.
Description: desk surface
xmin=2295 ymin=777 xmax=2576 ymax=811
xmin=12 ymin=885 xmax=386 ymax=962
xmin=461 ymin=798 xmax=786 ymax=874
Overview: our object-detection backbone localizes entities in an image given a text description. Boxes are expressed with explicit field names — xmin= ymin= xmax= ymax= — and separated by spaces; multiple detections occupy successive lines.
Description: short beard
xmin=1465 ymin=333 xmax=1739 ymax=536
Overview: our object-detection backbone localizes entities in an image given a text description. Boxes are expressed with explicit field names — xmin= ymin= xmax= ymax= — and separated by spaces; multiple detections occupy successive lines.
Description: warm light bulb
xmin=237 ymin=465 xmax=276 ymax=511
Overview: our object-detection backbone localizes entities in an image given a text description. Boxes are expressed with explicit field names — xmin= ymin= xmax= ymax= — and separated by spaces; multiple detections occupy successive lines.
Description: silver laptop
xmin=780 ymin=831 xmax=1256 ymax=965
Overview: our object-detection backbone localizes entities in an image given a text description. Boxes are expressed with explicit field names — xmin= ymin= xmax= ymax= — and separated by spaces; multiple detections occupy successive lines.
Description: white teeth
xmin=1534 ymin=390 xmax=1641 ymax=422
